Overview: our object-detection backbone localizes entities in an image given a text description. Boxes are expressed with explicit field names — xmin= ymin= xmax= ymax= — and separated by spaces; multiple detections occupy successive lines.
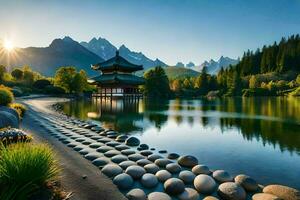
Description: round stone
xmin=192 ymin=165 xmax=211 ymax=175
xmin=73 ymin=145 xmax=85 ymax=151
xmin=178 ymin=155 xmax=198 ymax=168
xmin=125 ymin=165 xmax=146 ymax=179
xmin=213 ymin=170 xmax=233 ymax=183
xmin=263 ymin=184 xmax=300 ymax=200
xmin=139 ymin=143 xmax=149 ymax=150
xmin=97 ymin=138 xmax=111 ymax=143
xmin=166 ymin=163 xmax=182 ymax=174
xmin=156 ymin=170 xmax=172 ymax=182
xmin=115 ymin=134 xmax=128 ymax=142
xmin=203 ymin=196 xmax=219 ymax=200
xmin=67 ymin=142 xmax=79 ymax=148
xmin=140 ymin=150 xmax=153 ymax=156
xmin=159 ymin=150 xmax=167 ymax=153
xmin=128 ymin=153 xmax=145 ymax=161
xmin=164 ymin=178 xmax=185 ymax=195
xmin=126 ymin=188 xmax=147 ymax=200
xmin=79 ymin=149 xmax=91 ymax=155
xmin=104 ymin=150 xmax=121 ymax=157
xmin=194 ymin=174 xmax=217 ymax=194
xmin=101 ymin=164 xmax=123 ymax=178
xmin=113 ymin=173 xmax=134 ymax=190
xmin=82 ymin=140 xmax=92 ymax=145
xmin=179 ymin=170 xmax=196 ymax=184
xmin=167 ymin=153 xmax=180 ymax=160
xmin=148 ymin=192 xmax=171 ymax=200
xmin=115 ymin=144 xmax=130 ymax=151
xmin=141 ymin=173 xmax=158 ymax=188
xmin=144 ymin=163 xmax=160 ymax=174
xmin=125 ymin=137 xmax=140 ymax=146
xmin=75 ymin=138 xmax=85 ymax=142
xmin=178 ymin=188 xmax=199 ymax=200
xmin=252 ymin=193 xmax=281 ymax=200
xmin=136 ymin=159 xmax=152 ymax=166
xmin=119 ymin=160 xmax=137 ymax=170
xmin=155 ymin=158 xmax=172 ymax=167
xmin=92 ymin=157 xmax=110 ymax=168
xmin=89 ymin=143 xmax=103 ymax=148
xmin=234 ymin=174 xmax=258 ymax=192
xmin=217 ymin=182 xmax=246 ymax=200
xmin=148 ymin=154 xmax=163 ymax=162
xmin=111 ymin=154 xmax=128 ymax=163
xmin=84 ymin=152 xmax=101 ymax=161
xmin=96 ymin=146 xmax=114 ymax=153
xmin=106 ymin=141 xmax=121 ymax=147
xmin=121 ymin=149 xmax=136 ymax=155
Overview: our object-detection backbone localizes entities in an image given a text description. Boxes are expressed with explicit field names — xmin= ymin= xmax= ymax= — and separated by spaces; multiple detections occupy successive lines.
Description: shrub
xmin=289 ymin=87 xmax=300 ymax=96
xmin=0 ymin=128 xmax=31 ymax=145
xmin=0 ymin=86 xmax=14 ymax=106
xmin=9 ymin=103 xmax=27 ymax=118
xmin=33 ymin=79 xmax=51 ymax=89
xmin=45 ymin=85 xmax=65 ymax=94
xmin=0 ymin=143 xmax=59 ymax=199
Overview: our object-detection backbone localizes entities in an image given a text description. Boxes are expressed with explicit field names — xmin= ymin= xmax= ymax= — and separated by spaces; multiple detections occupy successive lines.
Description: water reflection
xmin=62 ymin=97 xmax=300 ymax=155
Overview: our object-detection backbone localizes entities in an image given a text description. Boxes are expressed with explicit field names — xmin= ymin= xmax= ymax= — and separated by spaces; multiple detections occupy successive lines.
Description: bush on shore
xmin=0 ymin=86 xmax=14 ymax=106
xmin=0 ymin=128 xmax=31 ymax=145
xmin=9 ymin=103 xmax=27 ymax=118
xmin=0 ymin=143 xmax=60 ymax=199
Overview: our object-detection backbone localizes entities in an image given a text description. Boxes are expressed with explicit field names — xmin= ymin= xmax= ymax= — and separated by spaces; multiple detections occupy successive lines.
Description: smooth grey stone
xmin=140 ymin=150 xmax=153 ymax=156
xmin=125 ymin=137 xmax=140 ymax=146
xmin=150 ymin=148 xmax=155 ymax=151
xmin=97 ymin=138 xmax=111 ymax=143
xmin=92 ymin=157 xmax=109 ymax=168
xmin=178 ymin=155 xmax=198 ymax=168
xmin=179 ymin=170 xmax=196 ymax=184
xmin=121 ymin=149 xmax=136 ymax=155
xmin=78 ymin=149 xmax=90 ymax=155
xmin=139 ymin=143 xmax=149 ymax=150
xmin=75 ymin=138 xmax=85 ymax=142
xmin=177 ymin=188 xmax=199 ymax=200
xmin=106 ymin=141 xmax=120 ymax=147
xmin=119 ymin=160 xmax=137 ymax=170
xmin=159 ymin=150 xmax=167 ymax=153
xmin=192 ymin=165 xmax=211 ymax=175
xmin=125 ymin=165 xmax=146 ymax=179
xmin=164 ymin=178 xmax=185 ymax=195
xmin=194 ymin=174 xmax=217 ymax=194
xmin=81 ymin=140 xmax=92 ymax=145
xmin=113 ymin=173 xmax=134 ymax=190
xmin=166 ymin=163 xmax=182 ymax=174
xmin=217 ymin=182 xmax=246 ymax=200
xmin=85 ymin=152 xmax=101 ymax=161
xmin=115 ymin=134 xmax=128 ymax=142
xmin=136 ymin=159 xmax=152 ymax=166
xmin=141 ymin=173 xmax=158 ymax=188
xmin=67 ymin=142 xmax=79 ymax=148
xmin=234 ymin=174 xmax=258 ymax=192
xmin=167 ymin=153 xmax=180 ymax=159
xmin=104 ymin=150 xmax=121 ymax=157
xmin=154 ymin=158 xmax=172 ymax=167
xmin=148 ymin=192 xmax=171 ymax=200
xmin=111 ymin=155 xmax=128 ymax=164
xmin=89 ymin=143 xmax=104 ymax=148
xmin=96 ymin=146 xmax=114 ymax=153
xmin=213 ymin=170 xmax=233 ymax=183
xmin=101 ymin=164 xmax=123 ymax=178
xmin=128 ymin=153 xmax=145 ymax=162
xmin=155 ymin=170 xmax=172 ymax=182
xmin=126 ymin=188 xmax=147 ymax=200
xmin=115 ymin=144 xmax=130 ymax=151
xmin=148 ymin=154 xmax=163 ymax=162
xmin=144 ymin=163 xmax=160 ymax=174
xmin=90 ymin=135 xmax=103 ymax=140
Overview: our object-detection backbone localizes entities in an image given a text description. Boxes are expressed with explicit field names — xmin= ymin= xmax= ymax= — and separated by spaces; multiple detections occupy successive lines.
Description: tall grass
xmin=0 ymin=143 xmax=60 ymax=199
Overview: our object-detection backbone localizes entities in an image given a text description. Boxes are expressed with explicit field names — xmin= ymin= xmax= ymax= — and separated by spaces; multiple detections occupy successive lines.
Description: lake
xmin=61 ymin=97 xmax=300 ymax=189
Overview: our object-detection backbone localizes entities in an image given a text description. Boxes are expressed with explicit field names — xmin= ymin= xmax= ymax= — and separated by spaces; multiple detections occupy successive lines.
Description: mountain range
xmin=0 ymin=36 xmax=237 ymax=76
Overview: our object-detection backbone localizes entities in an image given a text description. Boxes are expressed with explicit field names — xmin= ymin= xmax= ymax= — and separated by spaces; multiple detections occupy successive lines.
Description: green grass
xmin=0 ymin=143 xmax=59 ymax=199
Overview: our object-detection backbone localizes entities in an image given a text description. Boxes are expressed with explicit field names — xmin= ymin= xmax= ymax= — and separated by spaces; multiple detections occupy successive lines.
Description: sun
xmin=3 ymin=39 xmax=14 ymax=51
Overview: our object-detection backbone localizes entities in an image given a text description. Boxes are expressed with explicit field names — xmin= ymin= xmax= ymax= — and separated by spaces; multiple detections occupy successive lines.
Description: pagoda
xmin=89 ymin=51 xmax=145 ymax=98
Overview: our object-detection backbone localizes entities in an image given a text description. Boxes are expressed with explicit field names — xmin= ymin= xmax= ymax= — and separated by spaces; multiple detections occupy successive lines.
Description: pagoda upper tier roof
xmin=92 ymin=51 xmax=143 ymax=72
xmin=88 ymin=73 xmax=145 ymax=86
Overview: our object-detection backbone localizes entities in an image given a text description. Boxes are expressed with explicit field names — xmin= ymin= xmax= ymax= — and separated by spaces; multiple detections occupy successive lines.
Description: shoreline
xmin=19 ymin=96 xmax=300 ymax=200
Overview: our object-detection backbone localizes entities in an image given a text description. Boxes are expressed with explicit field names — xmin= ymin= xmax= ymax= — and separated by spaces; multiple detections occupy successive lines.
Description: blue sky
xmin=0 ymin=0 xmax=300 ymax=65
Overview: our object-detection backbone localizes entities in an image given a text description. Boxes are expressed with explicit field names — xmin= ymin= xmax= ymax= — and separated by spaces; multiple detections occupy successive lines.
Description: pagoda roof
xmin=88 ymin=73 xmax=145 ymax=86
xmin=92 ymin=51 xmax=143 ymax=72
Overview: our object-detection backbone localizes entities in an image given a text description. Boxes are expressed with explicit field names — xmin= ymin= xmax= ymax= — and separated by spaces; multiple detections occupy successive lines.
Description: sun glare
xmin=4 ymin=39 xmax=14 ymax=51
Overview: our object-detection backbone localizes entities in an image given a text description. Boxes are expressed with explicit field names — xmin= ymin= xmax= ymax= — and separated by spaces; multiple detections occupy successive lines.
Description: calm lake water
xmin=62 ymin=97 xmax=300 ymax=189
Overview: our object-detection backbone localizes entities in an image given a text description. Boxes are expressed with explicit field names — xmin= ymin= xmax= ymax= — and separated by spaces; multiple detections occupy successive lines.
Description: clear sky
xmin=0 ymin=0 xmax=300 ymax=65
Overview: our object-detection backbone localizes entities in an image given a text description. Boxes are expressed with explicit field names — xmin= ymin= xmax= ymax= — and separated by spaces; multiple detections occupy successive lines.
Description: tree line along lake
xmin=60 ymin=97 xmax=300 ymax=190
